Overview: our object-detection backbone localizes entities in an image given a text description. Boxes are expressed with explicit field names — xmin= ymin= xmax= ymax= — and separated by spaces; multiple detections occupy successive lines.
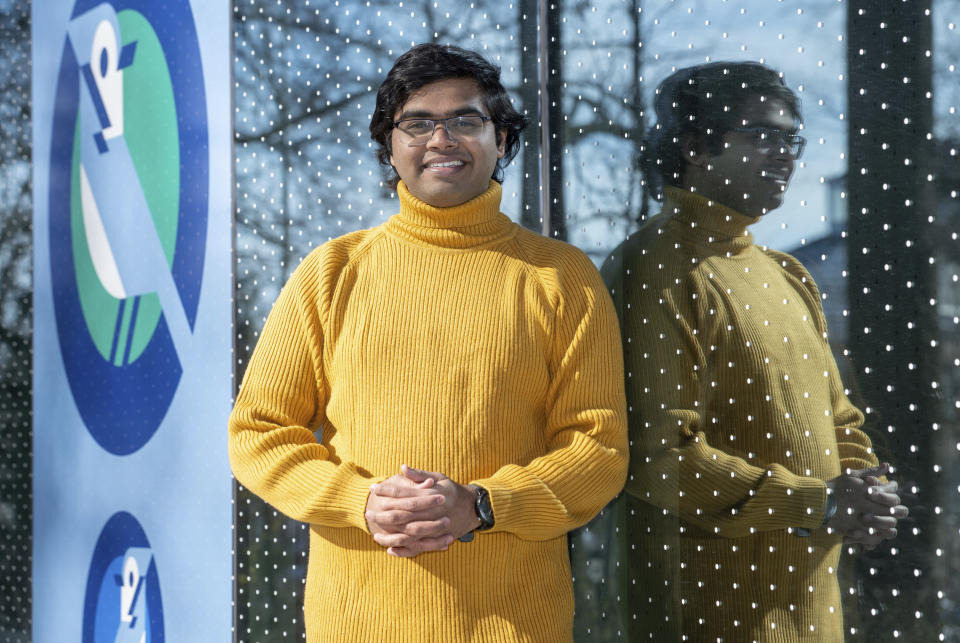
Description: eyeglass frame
xmin=391 ymin=115 xmax=493 ymax=146
xmin=731 ymin=126 xmax=806 ymax=158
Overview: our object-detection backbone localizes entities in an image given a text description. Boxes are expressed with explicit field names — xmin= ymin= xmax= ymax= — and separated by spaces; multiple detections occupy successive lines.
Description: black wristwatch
xmin=459 ymin=485 xmax=495 ymax=542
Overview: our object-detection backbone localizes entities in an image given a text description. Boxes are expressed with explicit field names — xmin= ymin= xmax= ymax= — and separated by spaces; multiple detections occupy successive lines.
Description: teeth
xmin=428 ymin=160 xmax=463 ymax=168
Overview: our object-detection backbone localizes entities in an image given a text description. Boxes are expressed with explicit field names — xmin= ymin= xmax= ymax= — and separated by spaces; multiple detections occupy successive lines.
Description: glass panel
xmin=232 ymin=2 xmax=536 ymax=639
xmin=555 ymin=1 xmax=958 ymax=640
xmin=0 ymin=2 xmax=32 ymax=641
xmin=2 ymin=0 xmax=956 ymax=640
xmin=230 ymin=0 xmax=959 ymax=639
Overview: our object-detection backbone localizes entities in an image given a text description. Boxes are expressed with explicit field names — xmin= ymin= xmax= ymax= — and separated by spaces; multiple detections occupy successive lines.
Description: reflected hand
xmin=826 ymin=464 xmax=908 ymax=549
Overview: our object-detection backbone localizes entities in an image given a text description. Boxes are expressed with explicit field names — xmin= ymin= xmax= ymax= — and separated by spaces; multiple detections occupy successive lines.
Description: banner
xmin=32 ymin=1 xmax=232 ymax=640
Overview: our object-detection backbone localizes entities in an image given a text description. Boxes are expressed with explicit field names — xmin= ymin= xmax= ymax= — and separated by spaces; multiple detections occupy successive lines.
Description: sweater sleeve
xmin=228 ymin=251 xmax=380 ymax=531
xmin=829 ymin=355 xmax=877 ymax=471
xmin=617 ymin=264 xmax=827 ymax=537
xmin=472 ymin=253 xmax=629 ymax=540
xmin=771 ymin=249 xmax=878 ymax=472
xmin=812 ymin=301 xmax=879 ymax=474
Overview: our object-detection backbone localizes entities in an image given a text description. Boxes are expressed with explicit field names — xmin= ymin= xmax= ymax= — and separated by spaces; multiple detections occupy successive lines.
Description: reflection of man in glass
xmin=603 ymin=62 xmax=908 ymax=640
xmin=228 ymin=43 xmax=628 ymax=642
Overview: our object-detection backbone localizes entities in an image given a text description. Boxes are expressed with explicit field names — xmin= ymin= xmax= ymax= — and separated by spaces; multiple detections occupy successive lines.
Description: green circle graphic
xmin=70 ymin=9 xmax=180 ymax=366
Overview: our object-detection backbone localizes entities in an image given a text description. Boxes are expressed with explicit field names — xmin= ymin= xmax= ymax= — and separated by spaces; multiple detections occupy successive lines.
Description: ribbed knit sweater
xmin=602 ymin=187 xmax=878 ymax=642
xmin=229 ymin=181 xmax=628 ymax=643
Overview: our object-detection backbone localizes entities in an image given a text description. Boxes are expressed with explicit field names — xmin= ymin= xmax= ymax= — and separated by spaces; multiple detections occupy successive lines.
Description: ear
xmin=496 ymin=129 xmax=506 ymax=159
xmin=679 ymin=131 xmax=708 ymax=168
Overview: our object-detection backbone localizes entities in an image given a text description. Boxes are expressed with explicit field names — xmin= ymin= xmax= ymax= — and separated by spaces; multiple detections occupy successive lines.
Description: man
xmin=228 ymin=43 xmax=628 ymax=643
xmin=603 ymin=62 xmax=908 ymax=640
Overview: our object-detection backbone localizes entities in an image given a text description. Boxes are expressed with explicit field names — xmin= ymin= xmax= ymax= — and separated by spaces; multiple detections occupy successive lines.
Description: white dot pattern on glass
xmin=231 ymin=2 xmax=533 ymax=641
xmin=3 ymin=0 xmax=958 ymax=641
xmin=1 ymin=1 xmax=32 ymax=639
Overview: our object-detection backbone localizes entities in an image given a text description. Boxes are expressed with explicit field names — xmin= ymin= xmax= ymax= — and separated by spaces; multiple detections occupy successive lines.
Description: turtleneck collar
xmin=386 ymin=180 xmax=515 ymax=249
xmin=659 ymin=186 xmax=760 ymax=255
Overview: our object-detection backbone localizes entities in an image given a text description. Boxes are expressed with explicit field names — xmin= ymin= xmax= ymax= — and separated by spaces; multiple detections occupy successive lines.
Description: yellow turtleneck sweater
xmin=229 ymin=181 xmax=628 ymax=643
xmin=602 ymin=187 xmax=877 ymax=642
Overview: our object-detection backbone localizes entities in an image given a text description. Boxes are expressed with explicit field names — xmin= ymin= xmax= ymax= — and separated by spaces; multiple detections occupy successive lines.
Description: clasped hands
xmin=825 ymin=463 xmax=909 ymax=549
xmin=365 ymin=464 xmax=482 ymax=558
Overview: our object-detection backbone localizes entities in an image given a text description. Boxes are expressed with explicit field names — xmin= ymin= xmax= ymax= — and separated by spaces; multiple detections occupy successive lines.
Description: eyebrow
xmin=396 ymin=106 xmax=487 ymax=120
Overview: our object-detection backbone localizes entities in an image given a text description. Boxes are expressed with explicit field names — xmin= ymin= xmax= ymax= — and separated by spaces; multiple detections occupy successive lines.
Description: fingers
xmin=838 ymin=510 xmax=902 ymax=548
xmin=843 ymin=517 xmax=896 ymax=546
xmin=386 ymin=534 xmax=456 ymax=558
xmin=871 ymin=480 xmax=899 ymax=494
xmin=366 ymin=494 xmax=447 ymax=531
xmin=828 ymin=464 xmax=908 ymax=548
xmin=371 ymin=468 xmax=480 ymax=558
xmin=865 ymin=484 xmax=901 ymax=507
xmin=371 ymin=478 xmax=439 ymax=499
xmin=401 ymin=464 xmax=444 ymax=485
xmin=887 ymin=504 xmax=909 ymax=519
xmin=366 ymin=505 xmax=446 ymax=532
xmin=864 ymin=493 xmax=900 ymax=511
xmin=371 ymin=467 xmax=443 ymax=498
xmin=373 ymin=520 xmax=452 ymax=548
xmin=368 ymin=466 xmax=465 ymax=558
xmin=839 ymin=482 xmax=900 ymax=515
xmin=368 ymin=506 xmax=448 ymax=532
xmin=853 ymin=462 xmax=891 ymax=479
xmin=859 ymin=513 xmax=897 ymax=532
xmin=372 ymin=493 xmax=446 ymax=516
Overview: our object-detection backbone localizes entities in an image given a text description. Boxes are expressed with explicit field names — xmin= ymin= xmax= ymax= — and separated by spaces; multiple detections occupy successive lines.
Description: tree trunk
xmin=846 ymin=1 xmax=940 ymax=638
xmin=544 ymin=1 xmax=567 ymax=241
xmin=519 ymin=0 xmax=541 ymax=232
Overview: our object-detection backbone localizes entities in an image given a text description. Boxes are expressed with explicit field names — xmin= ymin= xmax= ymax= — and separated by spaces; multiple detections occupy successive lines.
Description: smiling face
xmin=388 ymin=77 xmax=505 ymax=208
xmin=687 ymin=98 xmax=799 ymax=217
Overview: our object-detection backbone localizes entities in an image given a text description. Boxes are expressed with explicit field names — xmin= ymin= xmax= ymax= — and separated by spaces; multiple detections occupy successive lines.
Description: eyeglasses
xmin=392 ymin=115 xmax=492 ymax=146
xmin=732 ymin=127 xmax=806 ymax=158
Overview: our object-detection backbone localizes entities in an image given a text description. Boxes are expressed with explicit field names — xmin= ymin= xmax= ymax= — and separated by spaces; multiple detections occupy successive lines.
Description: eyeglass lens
xmin=395 ymin=116 xmax=486 ymax=145
xmin=754 ymin=128 xmax=805 ymax=156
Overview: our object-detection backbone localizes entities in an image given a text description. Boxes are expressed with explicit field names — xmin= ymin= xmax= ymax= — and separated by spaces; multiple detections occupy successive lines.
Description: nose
xmin=772 ymin=137 xmax=796 ymax=161
xmin=426 ymin=121 xmax=457 ymax=148
xmin=770 ymin=132 xmax=802 ymax=161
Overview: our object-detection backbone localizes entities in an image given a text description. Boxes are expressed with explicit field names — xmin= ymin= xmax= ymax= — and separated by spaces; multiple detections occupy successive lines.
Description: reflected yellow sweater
xmin=602 ymin=188 xmax=878 ymax=642
xmin=229 ymin=181 xmax=628 ymax=643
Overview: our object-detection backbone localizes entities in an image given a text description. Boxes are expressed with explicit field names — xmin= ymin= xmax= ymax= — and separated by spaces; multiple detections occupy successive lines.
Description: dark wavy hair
xmin=642 ymin=61 xmax=801 ymax=198
xmin=370 ymin=43 xmax=527 ymax=188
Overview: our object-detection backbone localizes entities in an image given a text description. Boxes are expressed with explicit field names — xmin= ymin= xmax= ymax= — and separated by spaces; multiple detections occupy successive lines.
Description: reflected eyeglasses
xmin=392 ymin=115 xmax=492 ymax=146
xmin=732 ymin=127 xmax=806 ymax=158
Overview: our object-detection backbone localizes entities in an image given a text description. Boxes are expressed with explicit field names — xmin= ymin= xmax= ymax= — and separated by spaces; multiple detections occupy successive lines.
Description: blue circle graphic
xmin=48 ymin=0 xmax=208 ymax=455
xmin=83 ymin=511 xmax=165 ymax=643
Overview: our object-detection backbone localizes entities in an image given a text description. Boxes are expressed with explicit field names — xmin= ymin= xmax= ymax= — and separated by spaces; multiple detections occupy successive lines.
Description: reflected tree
xmin=845 ymin=0 xmax=954 ymax=639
